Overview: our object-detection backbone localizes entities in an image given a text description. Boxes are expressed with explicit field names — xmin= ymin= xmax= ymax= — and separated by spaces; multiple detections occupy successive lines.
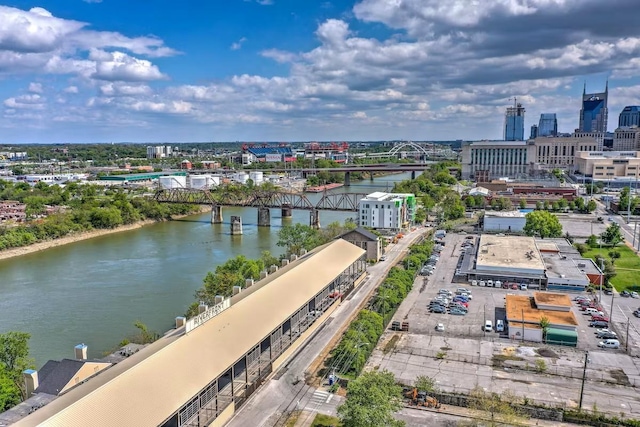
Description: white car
xmin=632 ymin=292 xmax=640 ymax=299
xmin=435 ymin=323 xmax=445 ymax=332
xmin=596 ymin=329 xmax=617 ymax=338
xmin=484 ymin=320 xmax=493 ymax=332
xmin=471 ymin=280 xmax=478 ymax=287
xmin=598 ymin=339 xmax=620 ymax=349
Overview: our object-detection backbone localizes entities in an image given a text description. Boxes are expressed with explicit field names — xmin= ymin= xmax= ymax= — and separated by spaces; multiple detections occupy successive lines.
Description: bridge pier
xmin=309 ymin=209 xmax=321 ymax=229
xmin=411 ymin=171 xmax=416 ymax=180
xmin=344 ymin=171 xmax=351 ymax=186
xmin=257 ymin=207 xmax=271 ymax=227
xmin=230 ymin=216 xmax=243 ymax=235
xmin=281 ymin=204 xmax=292 ymax=218
xmin=211 ymin=205 xmax=223 ymax=224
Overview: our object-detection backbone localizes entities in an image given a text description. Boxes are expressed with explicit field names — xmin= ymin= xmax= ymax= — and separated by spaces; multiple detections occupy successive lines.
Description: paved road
xmin=226 ymin=227 xmax=428 ymax=427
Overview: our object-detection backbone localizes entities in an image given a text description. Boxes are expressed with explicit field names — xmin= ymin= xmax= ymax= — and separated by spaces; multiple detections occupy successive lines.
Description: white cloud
xmin=230 ymin=37 xmax=247 ymax=51
xmin=64 ymin=86 xmax=79 ymax=94
xmin=261 ymin=49 xmax=297 ymax=63
xmin=91 ymin=50 xmax=166 ymax=81
xmin=4 ymin=94 xmax=46 ymax=109
xmin=28 ymin=82 xmax=43 ymax=93
xmin=82 ymin=0 xmax=103 ymax=3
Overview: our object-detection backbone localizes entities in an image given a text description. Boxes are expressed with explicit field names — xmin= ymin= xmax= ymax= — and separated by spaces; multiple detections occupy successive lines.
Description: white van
xmin=496 ymin=320 xmax=505 ymax=332
xmin=479 ymin=280 xmax=486 ymax=287
xmin=487 ymin=280 xmax=494 ymax=287
xmin=585 ymin=308 xmax=603 ymax=316
xmin=484 ymin=320 xmax=493 ymax=332
xmin=598 ymin=339 xmax=620 ymax=349
xmin=472 ymin=280 xmax=478 ymax=287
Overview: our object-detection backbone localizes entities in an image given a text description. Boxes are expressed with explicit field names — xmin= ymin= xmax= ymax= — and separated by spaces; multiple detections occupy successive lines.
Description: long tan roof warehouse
xmin=11 ymin=239 xmax=366 ymax=427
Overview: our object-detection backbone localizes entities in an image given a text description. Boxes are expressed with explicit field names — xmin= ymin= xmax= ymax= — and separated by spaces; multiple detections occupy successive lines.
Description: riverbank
xmin=0 ymin=207 xmax=209 ymax=262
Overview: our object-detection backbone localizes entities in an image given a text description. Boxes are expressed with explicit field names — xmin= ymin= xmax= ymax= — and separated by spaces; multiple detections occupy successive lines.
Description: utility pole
xmin=599 ymin=259 xmax=604 ymax=304
xmin=579 ymin=350 xmax=589 ymax=410
xmin=626 ymin=318 xmax=631 ymax=353
xmin=609 ymin=292 xmax=615 ymax=325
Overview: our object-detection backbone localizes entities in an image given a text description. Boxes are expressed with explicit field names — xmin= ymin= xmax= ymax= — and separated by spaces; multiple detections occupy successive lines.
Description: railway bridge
xmin=154 ymin=188 xmax=367 ymax=230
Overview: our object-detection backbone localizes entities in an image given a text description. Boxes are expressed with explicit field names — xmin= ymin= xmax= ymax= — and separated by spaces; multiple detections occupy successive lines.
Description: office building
xmin=532 ymin=134 xmax=599 ymax=170
xmin=575 ymin=151 xmax=640 ymax=180
xmin=538 ymin=113 xmax=558 ymax=137
xmin=578 ymin=83 xmax=608 ymax=133
xmin=613 ymin=127 xmax=640 ymax=151
xmin=504 ymin=102 xmax=525 ymax=141
xmin=619 ymin=106 xmax=640 ymax=128
xmin=146 ymin=145 xmax=173 ymax=159
xmin=359 ymin=192 xmax=416 ymax=230
xmin=461 ymin=140 xmax=534 ymax=181
xmin=530 ymin=125 xmax=538 ymax=139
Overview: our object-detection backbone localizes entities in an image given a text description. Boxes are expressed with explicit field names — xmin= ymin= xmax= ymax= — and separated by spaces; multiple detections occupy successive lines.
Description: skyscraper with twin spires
xmin=579 ymin=82 xmax=608 ymax=133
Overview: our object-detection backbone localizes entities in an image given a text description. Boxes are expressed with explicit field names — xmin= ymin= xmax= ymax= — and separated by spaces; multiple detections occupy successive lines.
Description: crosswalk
xmin=308 ymin=389 xmax=333 ymax=407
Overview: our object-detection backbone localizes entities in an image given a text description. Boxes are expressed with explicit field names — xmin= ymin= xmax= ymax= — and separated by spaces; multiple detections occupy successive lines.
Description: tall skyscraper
xmin=538 ymin=113 xmax=558 ymax=137
xmin=579 ymin=82 xmax=608 ymax=133
xmin=530 ymin=124 xmax=538 ymax=139
xmin=504 ymin=101 xmax=525 ymax=141
xmin=619 ymin=106 xmax=640 ymax=128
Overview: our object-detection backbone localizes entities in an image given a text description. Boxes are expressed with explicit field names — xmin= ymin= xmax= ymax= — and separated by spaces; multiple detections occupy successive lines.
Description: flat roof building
xmin=9 ymin=239 xmax=367 ymax=427
xmin=575 ymin=150 xmax=640 ymax=180
xmin=483 ymin=210 xmax=527 ymax=233
xmin=476 ymin=235 xmax=545 ymax=277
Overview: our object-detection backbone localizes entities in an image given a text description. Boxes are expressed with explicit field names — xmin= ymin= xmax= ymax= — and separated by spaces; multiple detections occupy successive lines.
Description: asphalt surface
xmin=225 ymin=227 xmax=428 ymax=427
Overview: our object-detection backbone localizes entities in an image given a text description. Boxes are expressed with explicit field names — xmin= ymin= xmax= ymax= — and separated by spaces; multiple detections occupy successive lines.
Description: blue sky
xmin=0 ymin=0 xmax=639 ymax=143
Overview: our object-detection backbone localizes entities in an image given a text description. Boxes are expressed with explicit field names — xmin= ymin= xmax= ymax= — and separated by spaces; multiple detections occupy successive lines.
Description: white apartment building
xmin=359 ymin=192 xmax=415 ymax=231
xmin=146 ymin=145 xmax=173 ymax=159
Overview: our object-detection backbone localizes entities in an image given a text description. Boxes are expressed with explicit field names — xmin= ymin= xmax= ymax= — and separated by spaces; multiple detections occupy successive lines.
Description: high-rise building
xmin=504 ymin=102 xmax=525 ymax=141
xmin=579 ymin=82 xmax=608 ymax=133
xmin=613 ymin=127 xmax=640 ymax=151
xmin=530 ymin=124 xmax=538 ymax=139
xmin=538 ymin=113 xmax=558 ymax=137
xmin=619 ymin=106 xmax=640 ymax=128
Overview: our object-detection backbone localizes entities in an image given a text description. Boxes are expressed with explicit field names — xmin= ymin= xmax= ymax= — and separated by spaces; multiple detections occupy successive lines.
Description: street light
xmin=578 ymin=351 xmax=590 ymax=410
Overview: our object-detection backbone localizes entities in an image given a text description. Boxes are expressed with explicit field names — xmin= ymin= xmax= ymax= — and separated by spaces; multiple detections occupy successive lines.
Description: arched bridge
xmin=154 ymin=188 xmax=367 ymax=228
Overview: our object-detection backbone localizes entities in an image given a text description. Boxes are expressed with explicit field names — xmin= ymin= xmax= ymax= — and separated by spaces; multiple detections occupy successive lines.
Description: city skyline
xmin=1 ymin=0 xmax=640 ymax=143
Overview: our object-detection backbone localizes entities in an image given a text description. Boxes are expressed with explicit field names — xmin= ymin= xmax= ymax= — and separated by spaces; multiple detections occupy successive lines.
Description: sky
xmin=1 ymin=0 xmax=640 ymax=144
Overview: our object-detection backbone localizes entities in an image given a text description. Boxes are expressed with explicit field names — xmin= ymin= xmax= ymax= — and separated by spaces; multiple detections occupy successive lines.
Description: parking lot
xmin=367 ymin=231 xmax=640 ymax=416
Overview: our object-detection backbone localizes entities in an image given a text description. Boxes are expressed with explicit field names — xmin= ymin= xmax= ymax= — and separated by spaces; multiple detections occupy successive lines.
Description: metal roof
xmin=14 ymin=239 xmax=365 ymax=427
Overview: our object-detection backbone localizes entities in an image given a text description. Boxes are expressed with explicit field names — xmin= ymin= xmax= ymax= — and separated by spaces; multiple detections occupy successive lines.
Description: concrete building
xmin=532 ymin=134 xmax=599 ymax=171
xmin=460 ymin=236 xmax=600 ymax=291
xmin=461 ymin=140 xmax=534 ymax=181
xmin=574 ymin=151 xmax=640 ymax=180
xmin=146 ymin=145 xmax=173 ymax=159
xmin=359 ymin=192 xmax=416 ymax=231
xmin=482 ymin=210 xmax=526 ymax=233
xmin=338 ymin=227 xmax=383 ymax=261
xmin=619 ymin=106 xmax=640 ymax=128
xmin=613 ymin=127 xmax=640 ymax=151
xmin=5 ymin=239 xmax=367 ymax=427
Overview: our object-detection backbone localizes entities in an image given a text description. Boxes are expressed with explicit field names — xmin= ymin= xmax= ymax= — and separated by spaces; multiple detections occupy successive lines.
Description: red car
xmin=591 ymin=315 xmax=609 ymax=322
xmin=511 ymin=283 xmax=518 ymax=290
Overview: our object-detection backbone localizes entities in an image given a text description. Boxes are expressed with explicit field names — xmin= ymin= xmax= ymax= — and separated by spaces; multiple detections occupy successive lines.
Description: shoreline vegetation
xmin=0 ymin=207 xmax=209 ymax=262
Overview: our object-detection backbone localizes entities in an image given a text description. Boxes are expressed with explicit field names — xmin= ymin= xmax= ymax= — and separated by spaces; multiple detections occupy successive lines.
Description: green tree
xmin=0 ymin=332 xmax=34 ymax=401
xmin=523 ymin=210 xmax=562 ymax=239
xmin=466 ymin=387 xmax=528 ymax=427
xmin=586 ymin=199 xmax=597 ymax=212
xmin=609 ymin=250 xmax=621 ymax=265
xmin=414 ymin=375 xmax=437 ymax=393
xmin=519 ymin=198 xmax=527 ymax=209
xmin=601 ymin=223 xmax=623 ymax=247
xmin=277 ymin=223 xmax=322 ymax=256
xmin=539 ymin=315 xmax=550 ymax=341
xmin=337 ymin=370 xmax=405 ymax=427
xmin=586 ymin=234 xmax=599 ymax=248
xmin=0 ymin=367 xmax=21 ymax=411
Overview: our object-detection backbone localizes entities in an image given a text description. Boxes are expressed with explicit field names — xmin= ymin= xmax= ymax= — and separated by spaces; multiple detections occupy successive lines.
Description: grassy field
xmin=583 ymin=245 xmax=640 ymax=291
xmin=311 ymin=414 xmax=342 ymax=427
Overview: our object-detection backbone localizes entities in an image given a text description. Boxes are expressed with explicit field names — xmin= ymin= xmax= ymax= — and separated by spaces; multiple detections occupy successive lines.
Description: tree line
xmin=0 ymin=180 xmax=199 ymax=251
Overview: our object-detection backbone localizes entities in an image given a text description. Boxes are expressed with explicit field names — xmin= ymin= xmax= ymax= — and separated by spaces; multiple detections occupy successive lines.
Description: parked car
xmin=595 ymin=328 xmax=616 ymax=338
xmin=450 ymin=309 xmax=466 ymax=316
xmin=599 ymin=332 xmax=618 ymax=340
xmin=502 ymin=282 xmax=509 ymax=289
xmin=633 ymin=310 xmax=640 ymax=318
xmin=460 ymin=292 xmax=473 ymax=300
xmin=574 ymin=296 xmax=590 ymax=302
xmin=520 ymin=284 xmax=528 ymax=291
xmin=471 ymin=280 xmax=478 ymax=286
xmin=598 ymin=339 xmax=620 ymax=349
xmin=380 ymin=255 xmax=387 ymax=261
xmin=591 ymin=315 xmax=609 ymax=322
xmin=590 ymin=320 xmax=609 ymax=328
xmin=479 ymin=281 xmax=486 ymax=287
xmin=435 ymin=323 xmax=445 ymax=332
xmin=604 ymin=289 xmax=613 ymax=295
xmin=496 ymin=320 xmax=505 ymax=332
xmin=621 ymin=290 xmax=631 ymax=298
xmin=511 ymin=283 xmax=518 ymax=290
xmin=632 ymin=292 xmax=640 ymax=299
xmin=487 ymin=280 xmax=494 ymax=287
xmin=495 ymin=281 xmax=503 ymax=288
xmin=456 ymin=287 xmax=469 ymax=293
xmin=484 ymin=320 xmax=493 ymax=332
xmin=452 ymin=301 xmax=469 ymax=309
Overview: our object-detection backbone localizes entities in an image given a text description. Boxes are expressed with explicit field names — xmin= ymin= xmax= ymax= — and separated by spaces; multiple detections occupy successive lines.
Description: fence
xmin=396 ymin=345 xmax=640 ymax=387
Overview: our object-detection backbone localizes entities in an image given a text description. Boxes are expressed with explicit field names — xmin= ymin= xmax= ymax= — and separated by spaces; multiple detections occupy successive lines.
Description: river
xmin=0 ymin=172 xmax=412 ymax=366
